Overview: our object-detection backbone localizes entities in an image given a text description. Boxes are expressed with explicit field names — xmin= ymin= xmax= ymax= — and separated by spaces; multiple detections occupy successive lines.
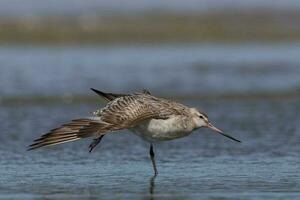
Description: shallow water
xmin=1 ymin=99 xmax=300 ymax=199
xmin=0 ymin=43 xmax=300 ymax=199
xmin=1 ymin=0 xmax=300 ymax=16
xmin=0 ymin=43 xmax=300 ymax=97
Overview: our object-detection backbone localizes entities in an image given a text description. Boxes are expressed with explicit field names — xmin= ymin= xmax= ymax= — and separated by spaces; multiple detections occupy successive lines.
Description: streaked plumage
xmin=29 ymin=88 xmax=241 ymax=175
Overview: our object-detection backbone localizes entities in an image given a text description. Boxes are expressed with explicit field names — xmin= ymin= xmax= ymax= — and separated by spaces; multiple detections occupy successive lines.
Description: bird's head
xmin=189 ymin=108 xmax=241 ymax=143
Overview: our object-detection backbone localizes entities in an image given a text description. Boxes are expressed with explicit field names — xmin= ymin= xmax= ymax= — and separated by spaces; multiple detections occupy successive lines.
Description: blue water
xmin=1 ymin=99 xmax=300 ymax=199
xmin=1 ymin=0 xmax=300 ymax=16
xmin=0 ymin=43 xmax=300 ymax=96
xmin=0 ymin=44 xmax=300 ymax=199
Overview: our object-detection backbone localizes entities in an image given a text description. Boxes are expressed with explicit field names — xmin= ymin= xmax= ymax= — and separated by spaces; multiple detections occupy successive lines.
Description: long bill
xmin=207 ymin=123 xmax=241 ymax=143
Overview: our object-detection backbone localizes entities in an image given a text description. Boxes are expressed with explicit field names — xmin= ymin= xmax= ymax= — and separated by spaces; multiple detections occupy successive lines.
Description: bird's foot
xmin=89 ymin=135 xmax=103 ymax=153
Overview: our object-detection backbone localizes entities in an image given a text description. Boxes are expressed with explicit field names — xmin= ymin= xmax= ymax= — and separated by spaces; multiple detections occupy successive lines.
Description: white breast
xmin=130 ymin=116 xmax=194 ymax=142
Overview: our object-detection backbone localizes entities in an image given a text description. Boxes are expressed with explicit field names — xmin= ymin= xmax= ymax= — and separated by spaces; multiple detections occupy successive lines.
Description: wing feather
xmin=98 ymin=94 xmax=189 ymax=129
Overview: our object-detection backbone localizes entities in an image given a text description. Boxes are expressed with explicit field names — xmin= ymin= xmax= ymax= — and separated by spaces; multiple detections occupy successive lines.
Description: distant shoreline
xmin=1 ymin=90 xmax=300 ymax=105
xmin=1 ymin=10 xmax=300 ymax=44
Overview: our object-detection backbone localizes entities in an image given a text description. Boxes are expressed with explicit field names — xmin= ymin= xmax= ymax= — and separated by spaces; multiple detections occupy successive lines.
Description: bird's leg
xmin=149 ymin=143 xmax=158 ymax=176
xmin=89 ymin=135 xmax=104 ymax=153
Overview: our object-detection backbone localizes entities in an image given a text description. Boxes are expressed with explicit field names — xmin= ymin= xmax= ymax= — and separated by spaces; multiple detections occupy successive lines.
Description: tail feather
xmin=29 ymin=137 xmax=79 ymax=150
xmin=33 ymin=134 xmax=78 ymax=143
xmin=28 ymin=118 xmax=108 ymax=150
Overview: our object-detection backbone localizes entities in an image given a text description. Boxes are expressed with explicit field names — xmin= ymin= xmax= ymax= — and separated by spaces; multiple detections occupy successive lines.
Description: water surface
xmin=0 ymin=43 xmax=300 ymax=96
xmin=1 ymin=0 xmax=300 ymax=16
xmin=1 ymin=99 xmax=300 ymax=199
xmin=0 ymin=43 xmax=300 ymax=199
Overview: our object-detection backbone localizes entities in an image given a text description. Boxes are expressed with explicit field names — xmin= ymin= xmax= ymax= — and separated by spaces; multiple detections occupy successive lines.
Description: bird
xmin=28 ymin=88 xmax=241 ymax=176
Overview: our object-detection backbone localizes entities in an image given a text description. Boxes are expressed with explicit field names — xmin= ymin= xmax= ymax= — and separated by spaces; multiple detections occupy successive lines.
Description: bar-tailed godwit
xmin=29 ymin=88 xmax=241 ymax=175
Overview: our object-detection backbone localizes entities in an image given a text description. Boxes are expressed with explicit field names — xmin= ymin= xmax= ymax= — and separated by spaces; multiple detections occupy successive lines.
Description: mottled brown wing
xmin=98 ymin=94 xmax=185 ymax=130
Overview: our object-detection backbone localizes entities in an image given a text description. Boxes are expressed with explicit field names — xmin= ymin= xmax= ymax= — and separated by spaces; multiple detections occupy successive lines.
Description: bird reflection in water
xmin=149 ymin=174 xmax=157 ymax=199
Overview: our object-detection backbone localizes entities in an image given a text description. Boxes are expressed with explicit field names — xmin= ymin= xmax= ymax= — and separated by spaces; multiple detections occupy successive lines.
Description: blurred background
xmin=1 ymin=1 xmax=300 ymax=199
xmin=1 ymin=0 xmax=300 ymax=98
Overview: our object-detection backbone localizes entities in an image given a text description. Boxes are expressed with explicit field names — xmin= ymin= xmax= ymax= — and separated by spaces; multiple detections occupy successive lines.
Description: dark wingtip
xmin=90 ymin=88 xmax=105 ymax=96
xmin=90 ymin=88 xmax=99 ymax=93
